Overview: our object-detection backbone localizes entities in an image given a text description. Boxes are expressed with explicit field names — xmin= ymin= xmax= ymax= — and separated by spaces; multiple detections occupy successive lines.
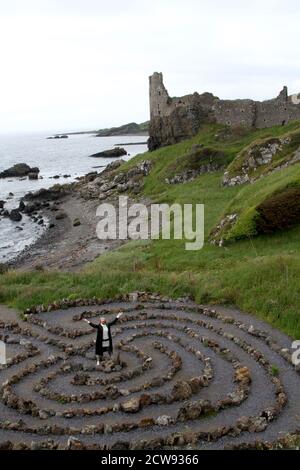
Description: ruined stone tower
xmin=149 ymin=72 xmax=171 ymax=119
xmin=148 ymin=72 xmax=300 ymax=150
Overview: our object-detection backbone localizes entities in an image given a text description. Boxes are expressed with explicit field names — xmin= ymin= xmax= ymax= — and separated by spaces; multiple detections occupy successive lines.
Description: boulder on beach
xmin=89 ymin=147 xmax=127 ymax=159
xmin=24 ymin=186 xmax=67 ymax=202
xmin=23 ymin=202 xmax=40 ymax=215
xmin=0 ymin=163 xmax=40 ymax=179
xmin=28 ymin=172 xmax=39 ymax=180
xmin=9 ymin=209 xmax=22 ymax=222
xmin=19 ymin=201 xmax=25 ymax=211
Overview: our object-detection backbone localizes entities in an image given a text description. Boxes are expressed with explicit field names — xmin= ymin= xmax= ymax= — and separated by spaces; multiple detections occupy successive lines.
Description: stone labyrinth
xmin=0 ymin=293 xmax=299 ymax=450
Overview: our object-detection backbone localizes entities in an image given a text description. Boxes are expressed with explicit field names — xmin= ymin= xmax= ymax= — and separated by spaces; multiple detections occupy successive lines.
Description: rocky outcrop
xmin=165 ymin=145 xmax=226 ymax=184
xmin=89 ymin=147 xmax=127 ymax=158
xmin=76 ymin=160 xmax=152 ymax=200
xmin=210 ymin=214 xmax=238 ymax=246
xmin=166 ymin=169 xmax=207 ymax=185
xmin=223 ymin=134 xmax=300 ymax=186
xmin=223 ymin=137 xmax=288 ymax=186
xmin=0 ymin=164 xmax=40 ymax=179
xmin=24 ymin=185 xmax=68 ymax=202
xmin=222 ymin=172 xmax=250 ymax=187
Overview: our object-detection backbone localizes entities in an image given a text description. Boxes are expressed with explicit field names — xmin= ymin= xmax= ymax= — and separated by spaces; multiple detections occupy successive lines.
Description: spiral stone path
xmin=0 ymin=293 xmax=299 ymax=450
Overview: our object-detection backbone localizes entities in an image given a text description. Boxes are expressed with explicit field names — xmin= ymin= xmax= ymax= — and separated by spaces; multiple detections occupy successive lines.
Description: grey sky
xmin=1 ymin=0 xmax=300 ymax=133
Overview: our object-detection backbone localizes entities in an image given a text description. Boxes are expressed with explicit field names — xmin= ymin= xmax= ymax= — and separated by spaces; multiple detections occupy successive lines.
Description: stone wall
xmin=213 ymin=99 xmax=256 ymax=128
xmin=148 ymin=72 xmax=300 ymax=150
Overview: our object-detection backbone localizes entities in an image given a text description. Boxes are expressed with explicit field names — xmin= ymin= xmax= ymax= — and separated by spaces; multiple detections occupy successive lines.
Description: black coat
xmin=90 ymin=317 xmax=118 ymax=355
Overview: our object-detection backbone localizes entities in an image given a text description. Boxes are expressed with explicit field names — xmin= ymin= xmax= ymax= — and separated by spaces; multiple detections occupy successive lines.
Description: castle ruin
xmin=148 ymin=72 xmax=300 ymax=150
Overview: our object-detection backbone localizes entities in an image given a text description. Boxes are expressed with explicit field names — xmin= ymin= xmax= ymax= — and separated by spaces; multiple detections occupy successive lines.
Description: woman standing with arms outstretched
xmin=83 ymin=312 xmax=123 ymax=366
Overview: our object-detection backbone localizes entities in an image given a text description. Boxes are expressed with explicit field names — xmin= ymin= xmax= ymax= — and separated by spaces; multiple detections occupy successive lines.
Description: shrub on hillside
xmin=256 ymin=187 xmax=300 ymax=233
xmin=186 ymin=146 xmax=225 ymax=170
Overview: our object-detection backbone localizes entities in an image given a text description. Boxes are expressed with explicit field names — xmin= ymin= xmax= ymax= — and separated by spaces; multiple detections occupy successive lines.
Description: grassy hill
xmin=60 ymin=121 xmax=149 ymax=137
xmin=1 ymin=121 xmax=300 ymax=338
xmin=95 ymin=121 xmax=149 ymax=137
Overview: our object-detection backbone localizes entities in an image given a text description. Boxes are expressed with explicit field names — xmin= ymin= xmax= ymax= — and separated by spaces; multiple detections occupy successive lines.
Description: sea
xmin=0 ymin=133 xmax=148 ymax=263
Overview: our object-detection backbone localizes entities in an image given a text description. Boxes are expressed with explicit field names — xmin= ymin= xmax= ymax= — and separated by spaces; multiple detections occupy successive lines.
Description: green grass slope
xmin=1 ymin=122 xmax=300 ymax=338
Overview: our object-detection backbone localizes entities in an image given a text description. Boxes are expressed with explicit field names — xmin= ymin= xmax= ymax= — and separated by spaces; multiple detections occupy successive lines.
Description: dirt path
xmin=0 ymin=296 xmax=299 ymax=450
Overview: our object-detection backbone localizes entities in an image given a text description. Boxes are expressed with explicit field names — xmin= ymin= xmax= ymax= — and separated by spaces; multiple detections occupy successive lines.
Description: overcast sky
xmin=1 ymin=0 xmax=300 ymax=134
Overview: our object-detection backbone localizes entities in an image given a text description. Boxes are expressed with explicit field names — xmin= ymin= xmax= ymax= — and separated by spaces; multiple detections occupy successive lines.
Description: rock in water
xmin=28 ymin=172 xmax=39 ymax=180
xmin=9 ymin=210 xmax=22 ymax=222
xmin=0 ymin=164 xmax=40 ymax=179
xmin=19 ymin=200 xmax=25 ymax=211
xmin=47 ymin=135 xmax=69 ymax=140
xmin=89 ymin=147 xmax=127 ymax=158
